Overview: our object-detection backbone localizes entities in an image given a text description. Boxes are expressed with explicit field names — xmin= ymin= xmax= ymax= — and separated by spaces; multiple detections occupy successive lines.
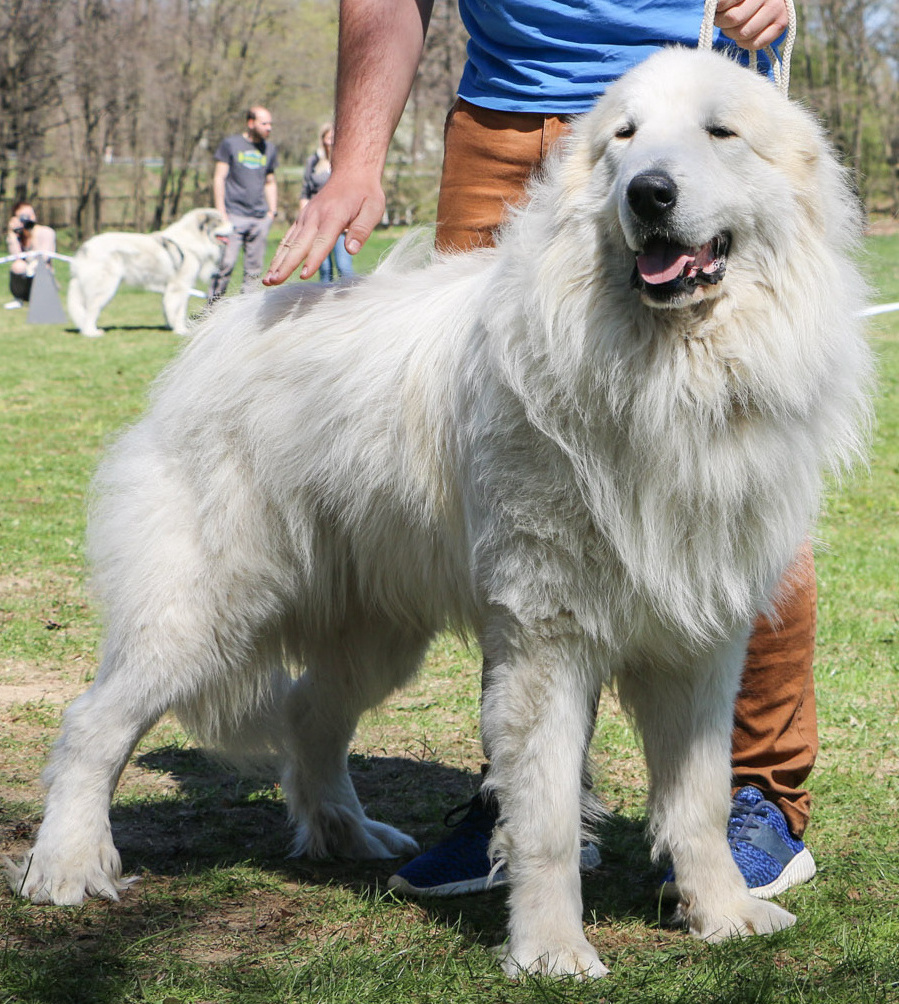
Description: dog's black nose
xmin=626 ymin=172 xmax=678 ymax=222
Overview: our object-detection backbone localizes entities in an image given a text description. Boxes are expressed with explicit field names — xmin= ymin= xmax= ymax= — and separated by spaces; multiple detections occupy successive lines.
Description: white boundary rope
xmin=0 ymin=250 xmax=74 ymax=265
xmin=700 ymin=0 xmax=796 ymax=96
xmin=1 ymin=250 xmax=208 ymax=301
xmin=3 ymin=255 xmax=899 ymax=315
xmin=861 ymin=302 xmax=899 ymax=317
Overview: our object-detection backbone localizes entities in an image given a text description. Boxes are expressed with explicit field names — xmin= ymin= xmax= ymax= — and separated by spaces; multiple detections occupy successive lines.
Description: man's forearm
xmin=263 ymin=0 xmax=434 ymax=285
xmin=331 ymin=0 xmax=434 ymax=183
xmin=265 ymin=175 xmax=278 ymax=216
xmin=212 ymin=165 xmax=228 ymax=218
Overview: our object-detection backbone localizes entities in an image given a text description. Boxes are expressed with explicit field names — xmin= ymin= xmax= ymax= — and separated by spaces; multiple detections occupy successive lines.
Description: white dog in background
xmin=66 ymin=207 xmax=231 ymax=337
xmin=8 ymin=50 xmax=870 ymax=979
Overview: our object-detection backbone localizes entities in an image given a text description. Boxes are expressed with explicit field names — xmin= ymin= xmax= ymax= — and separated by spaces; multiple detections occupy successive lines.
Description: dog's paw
xmin=496 ymin=937 xmax=610 ymax=980
xmin=678 ymin=894 xmax=796 ymax=942
xmin=4 ymin=846 xmax=137 ymax=906
xmin=358 ymin=817 xmax=420 ymax=859
xmin=80 ymin=329 xmax=104 ymax=338
xmin=290 ymin=804 xmax=419 ymax=861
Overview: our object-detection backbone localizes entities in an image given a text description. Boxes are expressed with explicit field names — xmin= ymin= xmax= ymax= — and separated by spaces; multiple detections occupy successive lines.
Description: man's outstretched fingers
xmin=344 ymin=196 xmax=388 ymax=257
xmin=264 ymin=215 xmax=339 ymax=285
xmin=264 ymin=170 xmax=389 ymax=285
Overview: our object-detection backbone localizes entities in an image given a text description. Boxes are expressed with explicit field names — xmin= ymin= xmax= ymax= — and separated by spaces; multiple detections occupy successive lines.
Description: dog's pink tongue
xmin=637 ymin=243 xmax=694 ymax=285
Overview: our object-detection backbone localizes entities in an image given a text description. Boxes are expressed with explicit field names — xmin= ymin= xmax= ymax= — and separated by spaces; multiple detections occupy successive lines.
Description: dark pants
xmin=10 ymin=271 xmax=32 ymax=302
xmin=207 ymin=213 xmax=272 ymax=302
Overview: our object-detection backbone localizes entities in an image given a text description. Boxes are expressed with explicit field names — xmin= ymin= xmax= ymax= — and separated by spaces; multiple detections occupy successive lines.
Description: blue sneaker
xmin=387 ymin=791 xmax=601 ymax=897
xmin=660 ymin=785 xmax=816 ymax=901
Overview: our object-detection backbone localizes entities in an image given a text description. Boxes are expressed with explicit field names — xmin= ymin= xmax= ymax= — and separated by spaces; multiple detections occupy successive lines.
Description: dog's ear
xmin=198 ymin=208 xmax=219 ymax=232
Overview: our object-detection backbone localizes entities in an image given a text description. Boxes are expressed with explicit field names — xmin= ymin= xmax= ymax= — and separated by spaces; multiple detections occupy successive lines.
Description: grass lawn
xmin=0 ymin=227 xmax=897 ymax=1003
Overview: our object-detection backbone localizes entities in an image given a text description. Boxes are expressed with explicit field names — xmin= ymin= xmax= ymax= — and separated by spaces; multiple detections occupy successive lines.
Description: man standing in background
xmin=207 ymin=106 xmax=278 ymax=302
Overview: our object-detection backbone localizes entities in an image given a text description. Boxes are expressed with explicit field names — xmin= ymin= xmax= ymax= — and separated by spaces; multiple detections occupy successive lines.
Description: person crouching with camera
xmin=6 ymin=201 xmax=57 ymax=309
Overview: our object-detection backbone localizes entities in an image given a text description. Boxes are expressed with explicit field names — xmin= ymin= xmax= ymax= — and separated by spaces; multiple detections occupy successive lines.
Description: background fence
xmin=3 ymin=179 xmax=310 ymax=237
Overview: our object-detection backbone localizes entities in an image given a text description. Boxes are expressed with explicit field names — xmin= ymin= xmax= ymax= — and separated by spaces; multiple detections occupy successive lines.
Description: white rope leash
xmin=699 ymin=0 xmax=796 ymax=96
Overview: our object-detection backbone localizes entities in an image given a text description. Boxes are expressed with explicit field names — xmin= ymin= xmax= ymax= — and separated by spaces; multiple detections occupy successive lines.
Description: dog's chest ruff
xmin=475 ymin=301 xmax=809 ymax=648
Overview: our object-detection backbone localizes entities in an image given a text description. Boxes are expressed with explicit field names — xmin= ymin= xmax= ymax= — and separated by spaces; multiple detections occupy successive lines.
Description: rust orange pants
xmin=438 ymin=99 xmax=818 ymax=838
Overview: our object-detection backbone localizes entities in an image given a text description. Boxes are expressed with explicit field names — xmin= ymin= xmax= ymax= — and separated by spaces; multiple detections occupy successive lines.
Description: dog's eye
xmin=614 ymin=123 xmax=636 ymax=140
xmin=707 ymin=124 xmax=737 ymax=139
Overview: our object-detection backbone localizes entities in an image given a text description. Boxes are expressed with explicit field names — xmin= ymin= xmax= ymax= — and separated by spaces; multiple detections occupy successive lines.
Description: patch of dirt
xmin=0 ymin=680 xmax=81 ymax=709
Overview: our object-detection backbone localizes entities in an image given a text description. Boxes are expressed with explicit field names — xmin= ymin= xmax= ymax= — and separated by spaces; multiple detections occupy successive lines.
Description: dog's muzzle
xmin=625 ymin=171 xmax=730 ymax=304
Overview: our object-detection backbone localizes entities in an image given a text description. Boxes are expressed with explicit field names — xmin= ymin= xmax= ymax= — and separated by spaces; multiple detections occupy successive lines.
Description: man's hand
xmin=264 ymin=0 xmax=431 ymax=285
xmin=264 ymin=170 xmax=386 ymax=284
xmin=715 ymin=0 xmax=789 ymax=50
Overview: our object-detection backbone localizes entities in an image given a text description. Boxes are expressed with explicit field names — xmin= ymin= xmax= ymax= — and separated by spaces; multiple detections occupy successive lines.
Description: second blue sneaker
xmin=387 ymin=791 xmax=601 ymax=897
xmin=660 ymin=785 xmax=817 ymax=900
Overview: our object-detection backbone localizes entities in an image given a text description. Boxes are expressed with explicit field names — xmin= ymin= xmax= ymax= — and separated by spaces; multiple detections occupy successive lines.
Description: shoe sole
xmin=387 ymin=843 xmax=602 ymax=898
xmin=659 ymin=847 xmax=817 ymax=902
xmin=748 ymin=846 xmax=817 ymax=899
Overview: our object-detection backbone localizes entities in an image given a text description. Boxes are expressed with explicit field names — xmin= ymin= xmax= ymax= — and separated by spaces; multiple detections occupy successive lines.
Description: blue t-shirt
xmin=457 ymin=0 xmax=748 ymax=112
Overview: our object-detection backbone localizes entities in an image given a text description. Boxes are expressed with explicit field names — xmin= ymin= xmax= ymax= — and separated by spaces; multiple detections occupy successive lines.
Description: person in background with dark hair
xmin=207 ymin=106 xmax=278 ymax=303
xmin=5 ymin=201 xmax=57 ymax=309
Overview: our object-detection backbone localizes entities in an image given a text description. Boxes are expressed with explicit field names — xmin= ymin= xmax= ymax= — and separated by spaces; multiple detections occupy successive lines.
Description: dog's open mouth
xmin=631 ymin=233 xmax=730 ymax=303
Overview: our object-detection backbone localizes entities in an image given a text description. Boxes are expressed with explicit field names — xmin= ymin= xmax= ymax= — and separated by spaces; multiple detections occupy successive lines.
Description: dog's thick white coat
xmin=9 ymin=51 xmax=870 ymax=978
xmin=66 ymin=208 xmax=229 ymax=337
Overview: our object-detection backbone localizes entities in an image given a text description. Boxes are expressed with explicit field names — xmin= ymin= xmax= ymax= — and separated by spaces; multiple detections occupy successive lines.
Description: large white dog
xmin=8 ymin=50 xmax=870 ymax=978
xmin=66 ymin=207 xmax=230 ymax=337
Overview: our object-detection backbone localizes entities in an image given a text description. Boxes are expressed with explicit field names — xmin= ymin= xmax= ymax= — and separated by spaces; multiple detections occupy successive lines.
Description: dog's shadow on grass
xmin=64 ymin=323 xmax=174 ymax=336
xmin=116 ymin=745 xmax=664 ymax=943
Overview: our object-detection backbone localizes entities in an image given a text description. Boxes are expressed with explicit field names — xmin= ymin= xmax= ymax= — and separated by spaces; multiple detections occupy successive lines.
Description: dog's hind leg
xmin=78 ymin=269 xmax=123 ymax=338
xmin=65 ymin=272 xmax=88 ymax=333
xmin=281 ymin=619 xmax=428 ymax=861
xmin=479 ymin=620 xmax=609 ymax=979
xmin=6 ymin=477 xmax=290 ymax=904
xmin=6 ymin=589 xmax=290 ymax=906
xmin=618 ymin=637 xmax=797 ymax=942
xmin=5 ymin=649 xmax=172 ymax=905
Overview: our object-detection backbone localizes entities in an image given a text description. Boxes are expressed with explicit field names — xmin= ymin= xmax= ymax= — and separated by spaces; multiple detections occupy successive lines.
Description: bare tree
xmin=59 ymin=0 xmax=128 ymax=237
xmin=0 ymin=0 xmax=65 ymax=205
xmin=794 ymin=0 xmax=898 ymax=210
xmin=142 ymin=0 xmax=336 ymax=227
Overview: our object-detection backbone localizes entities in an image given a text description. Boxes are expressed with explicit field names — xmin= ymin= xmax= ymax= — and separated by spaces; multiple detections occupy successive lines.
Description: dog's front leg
xmin=619 ymin=636 xmax=796 ymax=941
xmin=162 ymin=280 xmax=191 ymax=336
xmin=480 ymin=620 xmax=608 ymax=979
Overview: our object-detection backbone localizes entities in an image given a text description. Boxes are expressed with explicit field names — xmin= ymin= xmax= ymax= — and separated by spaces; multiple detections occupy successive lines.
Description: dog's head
xmin=557 ymin=48 xmax=860 ymax=311
xmin=194 ymin=208 xmax=233 ymax=244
